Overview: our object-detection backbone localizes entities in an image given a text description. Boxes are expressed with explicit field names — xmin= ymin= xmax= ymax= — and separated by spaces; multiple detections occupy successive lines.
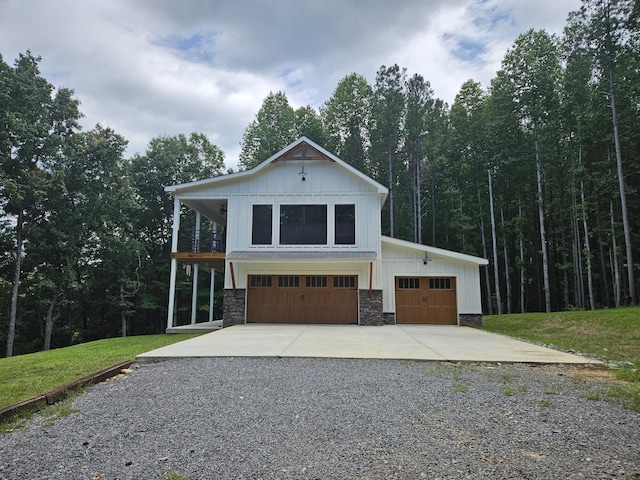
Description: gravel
xmin=1 ymin=358 xmax=639 ymax=480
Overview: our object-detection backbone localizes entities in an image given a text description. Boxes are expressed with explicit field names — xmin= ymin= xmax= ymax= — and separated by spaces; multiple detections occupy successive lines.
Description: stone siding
xmin=459 ymin=313 xmax=483 ymax=327
xmin=358 ymin=290 xmax=384 ymax=326
xmin=223 ymin=289 xmax=246 ymax=327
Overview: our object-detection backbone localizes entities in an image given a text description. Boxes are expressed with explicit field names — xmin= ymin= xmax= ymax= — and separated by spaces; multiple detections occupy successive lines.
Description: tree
xmin=371 ymin=65 xmax=406 ymax=237
xmin=321 ymin=73 xmax=373 ymax=174
xmin=130 ymin=133 xmax=225 ymax=330
xmin=403 ymin=74 xmax=434 ymax=244
xmin=0 ymin=52 xmax=81 ymax=356
xmin=573 ymin=0 xmax=639 ymax=304
xmin=499 ymin=30 xmax=563 ymax=312
xmin=239 ymin=91 xmax=295 ymax=169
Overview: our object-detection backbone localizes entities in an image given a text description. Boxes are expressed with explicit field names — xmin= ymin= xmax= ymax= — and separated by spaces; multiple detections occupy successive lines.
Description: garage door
xmin=246 ymin=275 xmax=358 ymax=324
xmin=395 ymin=277 xmax=457 ymax=324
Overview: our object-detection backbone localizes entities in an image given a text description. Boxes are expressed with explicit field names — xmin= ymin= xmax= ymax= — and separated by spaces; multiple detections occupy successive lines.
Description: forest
xmin=1 ymin=0 xmax=639 ymax=356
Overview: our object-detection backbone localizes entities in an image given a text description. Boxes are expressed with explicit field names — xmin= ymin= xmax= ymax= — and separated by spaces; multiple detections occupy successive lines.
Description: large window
xmin=252 ymin=204 xmax=272 ymax=245
xmin=280 ymin=205 xmax=327 ymax=245
xmin=335 ymin=204 xmax=355 ymax=245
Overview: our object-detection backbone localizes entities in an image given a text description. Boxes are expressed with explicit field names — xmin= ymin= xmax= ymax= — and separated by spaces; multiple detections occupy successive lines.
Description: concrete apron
xmin=137 ymin=324 xmax=599 ymax=364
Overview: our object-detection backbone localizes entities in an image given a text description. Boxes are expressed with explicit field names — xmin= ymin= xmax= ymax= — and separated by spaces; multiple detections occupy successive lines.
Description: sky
xmin=0 ymin=0 xmax=582 ymax=169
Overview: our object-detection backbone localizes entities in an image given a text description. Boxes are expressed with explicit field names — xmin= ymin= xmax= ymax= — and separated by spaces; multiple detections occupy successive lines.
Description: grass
xmin=483 ymin=307 xmax=640 ymax=411
xmin=0 ymin=333 xmax=201 ymax=410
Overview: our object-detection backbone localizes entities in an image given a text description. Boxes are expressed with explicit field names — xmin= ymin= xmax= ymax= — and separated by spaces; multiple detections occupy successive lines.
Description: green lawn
xmin=0 ymin=334 xmax=201 ymax=409
xmin=483 ymin=307 xmax=640 ymax=370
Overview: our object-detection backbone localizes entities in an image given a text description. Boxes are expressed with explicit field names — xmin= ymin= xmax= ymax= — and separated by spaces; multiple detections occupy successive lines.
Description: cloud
xmin=0 ymin=0 xmax=581 ymax=169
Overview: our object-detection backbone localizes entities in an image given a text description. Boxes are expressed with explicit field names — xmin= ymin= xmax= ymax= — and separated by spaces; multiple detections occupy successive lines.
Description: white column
xmin=190 ymin=211 xmax=201 ymax=325
xmin=209 ymin=268 xmax=215 ymax=323
xmin=208 ymin=221 xmax=218 ymax=323
xmin=167 ymin=198 xmax=181 ymax=330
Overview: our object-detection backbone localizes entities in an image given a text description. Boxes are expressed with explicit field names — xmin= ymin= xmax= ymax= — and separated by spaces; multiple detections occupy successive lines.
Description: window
xmin=252 ymin=205 xmax=272 ymax=245
xmin=333 ymin=276 xmax=356 ymax=288
xmin=306 ymin=276 xmax=327 ymax=288
xmin=250 ymin=276 xmax=272 ymax=287
xmin=278 ymin=276 xmax=300 ymax=287
xmin=280 ymin=205 xmax=327 ymax=245
xmin=335 ymin=205 xmax=355 ymax=245
xmin=429 ymin=278 xmax=452 ymax=289
xmin=398 ymin=278 xmax=420 ymax=289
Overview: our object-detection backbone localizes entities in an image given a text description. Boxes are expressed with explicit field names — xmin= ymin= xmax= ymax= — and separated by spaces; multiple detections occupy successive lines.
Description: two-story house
xmin=165 ymin=137 xmax=488 ymax=329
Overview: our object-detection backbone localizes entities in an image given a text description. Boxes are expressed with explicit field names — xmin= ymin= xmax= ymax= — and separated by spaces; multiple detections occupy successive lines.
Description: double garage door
xmin=395 ymin=276 xmax=458 ymax=325
xmin=246 ymin=275 xmax=358 ymax=324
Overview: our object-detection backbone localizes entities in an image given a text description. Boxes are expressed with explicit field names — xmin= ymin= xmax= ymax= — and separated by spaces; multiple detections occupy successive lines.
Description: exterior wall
xmin=223 ymin=289 xmax=246 ymax=327
xmin=358 ymin=290 xmax=384 ymax=326
xmin=225 ymin=260 xmax=371 ymax=290
xmin=177 ymin=160 xmax=383 ymax=255
xmin=381 ymin=242 xmax=483 ymax=315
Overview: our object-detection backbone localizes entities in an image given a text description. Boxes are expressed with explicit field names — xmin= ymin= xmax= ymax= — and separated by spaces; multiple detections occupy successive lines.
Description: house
xmin=165 ymin=137 xmax=488 ymax=329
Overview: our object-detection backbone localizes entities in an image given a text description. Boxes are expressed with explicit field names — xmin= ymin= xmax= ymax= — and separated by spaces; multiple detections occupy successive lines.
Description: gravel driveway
xmin=1 ymin=358 xmax=639 ymax=479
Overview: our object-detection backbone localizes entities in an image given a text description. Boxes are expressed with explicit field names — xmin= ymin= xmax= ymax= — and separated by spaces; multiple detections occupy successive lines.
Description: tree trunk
xmin=43 ymin=295 xmax=60 ymax=351
xmin=6 ymin=210 xmax=24 ymax=358
xmin=534 ymin=133 xmax=551 ymax=312
xmin=518 ymin=204 xmax=526 ymax=313
xmin=388 ymin=148 xmax=394 ymax=238
xmin=488 ymin=170 xmax=502 ymax=314
xmin=580 ymin=182 xmax=595 ymax=310
xmin=610 ymin=201 xmax=621 ymax=307
xmin=608 ymin=63 xmax=635 ymax=304
xmin=501 ymin=208 xmax=512 ymax=314
xmin=416 ymin=156 xmax=423 ymax=244
xmin=121 ymin=283 xmax=127 ymax=337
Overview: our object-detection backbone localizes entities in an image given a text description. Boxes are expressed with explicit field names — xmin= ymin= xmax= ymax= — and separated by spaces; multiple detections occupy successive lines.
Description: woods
xmin=2 ymin=0 xmax=639 ymax=356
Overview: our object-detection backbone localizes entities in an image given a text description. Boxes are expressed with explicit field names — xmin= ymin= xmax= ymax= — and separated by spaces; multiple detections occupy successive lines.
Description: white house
xmin=165 ymin=137 xmax=488 ymax=329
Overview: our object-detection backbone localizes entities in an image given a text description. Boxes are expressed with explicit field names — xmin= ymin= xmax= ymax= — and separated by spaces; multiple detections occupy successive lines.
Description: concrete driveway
xmin=137 ymin=324 xmax=598 ymax=364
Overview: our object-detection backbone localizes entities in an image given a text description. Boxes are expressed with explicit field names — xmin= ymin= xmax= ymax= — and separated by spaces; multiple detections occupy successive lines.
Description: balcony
xmin=171 ymin=229 xmax=226 ymax=270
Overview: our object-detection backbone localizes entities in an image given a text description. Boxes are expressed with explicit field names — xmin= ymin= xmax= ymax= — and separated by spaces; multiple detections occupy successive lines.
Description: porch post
xmin=209 ymin=268 xmax=215 ymax=323
xmin=191 ymin=211 xmax=201 ymax=325
xmin=167 ymin=198 xmax=181 ymax=330
xmin=208 ymin=221 xmax=217 ymax=323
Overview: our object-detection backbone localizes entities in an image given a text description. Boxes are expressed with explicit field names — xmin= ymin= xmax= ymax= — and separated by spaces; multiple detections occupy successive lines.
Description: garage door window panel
xmin=280 ymin=205 xmax=327 ymax=245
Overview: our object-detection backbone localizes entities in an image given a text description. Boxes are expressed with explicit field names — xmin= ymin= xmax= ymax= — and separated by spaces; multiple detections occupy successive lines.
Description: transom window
xmin=280 ymin=205 xmax=327 ymax=245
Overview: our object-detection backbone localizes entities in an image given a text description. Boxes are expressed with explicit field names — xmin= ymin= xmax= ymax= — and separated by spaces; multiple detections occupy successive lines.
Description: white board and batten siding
xmin=381 ymin=238 xmax=485 ymax=316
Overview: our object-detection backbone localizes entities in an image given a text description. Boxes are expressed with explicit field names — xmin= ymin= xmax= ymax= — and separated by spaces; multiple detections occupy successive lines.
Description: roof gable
xmin=381 ymin=236 xmax=488 ymax=265
xmin=165 ymin=137 xmax=388 ymax=199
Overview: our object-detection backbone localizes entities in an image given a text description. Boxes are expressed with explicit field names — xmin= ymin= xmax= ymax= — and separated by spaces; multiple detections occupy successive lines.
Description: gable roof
xmin=165 ymin=137 xmax=388 ymax=201
xmin=381 ymin=236 xmax=489 ymax=266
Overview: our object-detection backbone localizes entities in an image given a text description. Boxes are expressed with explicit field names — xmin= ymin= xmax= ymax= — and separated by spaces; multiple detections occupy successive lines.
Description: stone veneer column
xmin=458 ymin=314 xmax=483 ymax=327
xmin=358 ymin=290 xmax=384 ymax=326
xmin=223 ymin=289 xmax=246 ymax=327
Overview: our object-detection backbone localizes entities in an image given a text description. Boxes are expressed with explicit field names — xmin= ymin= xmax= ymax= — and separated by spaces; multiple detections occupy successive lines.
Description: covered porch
xmin=166 ymin=196 xmax=228 ymax=331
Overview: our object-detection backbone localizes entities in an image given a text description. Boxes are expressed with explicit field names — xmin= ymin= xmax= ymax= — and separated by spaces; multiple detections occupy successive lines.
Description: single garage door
xmin=246 ymin=275 xmax=358 ymax=324
xmin=395 ymin=276 xmax=457 ymax=324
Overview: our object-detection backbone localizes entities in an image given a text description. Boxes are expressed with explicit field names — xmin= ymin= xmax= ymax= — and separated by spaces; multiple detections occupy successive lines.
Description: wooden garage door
xmin=395 ymin=277 xmax=457 ymax=324
xmin=246 ymin=275 xmax=358 ymax=324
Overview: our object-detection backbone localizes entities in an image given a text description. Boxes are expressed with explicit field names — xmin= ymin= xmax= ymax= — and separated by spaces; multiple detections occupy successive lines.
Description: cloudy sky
xmin=0 ymin=0 xmax=581 ymax=169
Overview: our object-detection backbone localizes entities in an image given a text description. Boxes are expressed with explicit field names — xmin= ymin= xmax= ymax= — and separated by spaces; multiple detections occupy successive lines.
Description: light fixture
xmin=422 ymin=255 xmax=432 ymax=265
xmin=298 ymin=165 xmax=307 ymax=181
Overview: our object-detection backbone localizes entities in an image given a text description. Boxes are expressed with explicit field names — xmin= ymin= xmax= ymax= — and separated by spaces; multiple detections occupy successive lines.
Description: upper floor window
xmin=335 ymin=204 xmax=355 ymax=245
xmin=280 ymin=205 xmax=327 ymax=245
xmin=252 ymin=204 xmax=272 ymax=245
